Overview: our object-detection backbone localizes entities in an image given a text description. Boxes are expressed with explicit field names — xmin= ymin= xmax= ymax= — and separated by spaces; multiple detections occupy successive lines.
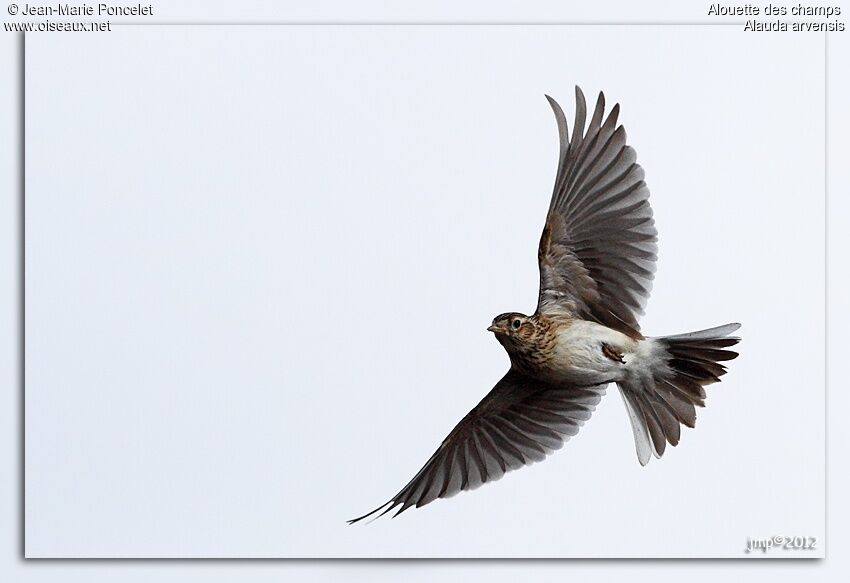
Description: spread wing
xmin=348 ymin=371 xmax=606 ymax=523
xmin=537 ymin=87 xmax=657 ymax=337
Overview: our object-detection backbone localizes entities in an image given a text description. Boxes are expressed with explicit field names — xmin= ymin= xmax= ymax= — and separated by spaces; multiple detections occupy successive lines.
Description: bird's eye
xmin=511 ymin=319 xmax=522 ymax=330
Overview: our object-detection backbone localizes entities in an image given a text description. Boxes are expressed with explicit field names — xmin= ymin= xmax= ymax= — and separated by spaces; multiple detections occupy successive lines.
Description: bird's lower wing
xmin=348 ymin=370 xmax=607 ymax=523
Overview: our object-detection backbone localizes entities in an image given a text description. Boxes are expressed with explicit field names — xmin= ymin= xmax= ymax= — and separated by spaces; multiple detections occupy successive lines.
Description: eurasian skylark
xmin=349 ymin=87 xmax=740 ymax=523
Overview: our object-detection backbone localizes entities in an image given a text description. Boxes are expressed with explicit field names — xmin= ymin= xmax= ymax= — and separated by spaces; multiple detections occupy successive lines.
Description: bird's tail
xmin=616 ymin=323 xmax=741 ymax=465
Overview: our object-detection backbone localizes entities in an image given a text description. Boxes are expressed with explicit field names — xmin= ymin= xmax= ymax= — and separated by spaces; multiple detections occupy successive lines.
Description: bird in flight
xmin=348 ymin=87 xmax=740 ymax=524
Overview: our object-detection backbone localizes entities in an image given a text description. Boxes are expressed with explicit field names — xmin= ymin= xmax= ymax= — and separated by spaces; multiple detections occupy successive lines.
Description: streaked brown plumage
xmin=348 ymin=87 xmax=740 ymax=524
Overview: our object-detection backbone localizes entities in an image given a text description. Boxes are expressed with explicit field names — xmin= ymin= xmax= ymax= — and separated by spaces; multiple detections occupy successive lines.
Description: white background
xmin=2 ymin=0 xmax=848 ymax=579
xmin=23 ymin=24 xmax=824 ymax=558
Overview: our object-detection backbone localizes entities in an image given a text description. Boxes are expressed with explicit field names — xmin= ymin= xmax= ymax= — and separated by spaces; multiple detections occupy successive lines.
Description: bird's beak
xmin=487 ymin=324 xmax=499 ymax=333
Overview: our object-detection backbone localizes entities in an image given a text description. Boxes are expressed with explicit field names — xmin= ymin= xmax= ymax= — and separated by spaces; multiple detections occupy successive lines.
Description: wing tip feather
xmin=347 ymin=500 xmax=397 ymax=525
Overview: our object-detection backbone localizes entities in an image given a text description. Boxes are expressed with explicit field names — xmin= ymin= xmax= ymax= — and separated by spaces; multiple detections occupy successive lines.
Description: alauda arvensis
xmin=349 ymin=87 xmax=740 ymax=523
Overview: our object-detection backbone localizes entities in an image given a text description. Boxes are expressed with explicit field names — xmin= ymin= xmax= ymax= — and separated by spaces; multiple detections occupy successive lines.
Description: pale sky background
xmin=22 ymin=23 xmax=824 ymax=558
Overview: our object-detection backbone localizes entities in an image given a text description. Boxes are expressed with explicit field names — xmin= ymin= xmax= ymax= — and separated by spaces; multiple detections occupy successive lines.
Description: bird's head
xmin=488 ymin=312 xmax=533 ymax=340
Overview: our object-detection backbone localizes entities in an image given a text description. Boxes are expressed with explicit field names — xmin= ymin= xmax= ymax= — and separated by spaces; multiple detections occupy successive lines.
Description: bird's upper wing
xmin=348 ymin=370 xmax=606 ymax=523
xmin=537 ymin=87 xmax=657 ymax=337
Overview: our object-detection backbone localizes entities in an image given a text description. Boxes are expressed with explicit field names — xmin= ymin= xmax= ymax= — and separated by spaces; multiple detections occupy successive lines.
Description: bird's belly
xmin=548 ymin=321 xmax=635 ymax=383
